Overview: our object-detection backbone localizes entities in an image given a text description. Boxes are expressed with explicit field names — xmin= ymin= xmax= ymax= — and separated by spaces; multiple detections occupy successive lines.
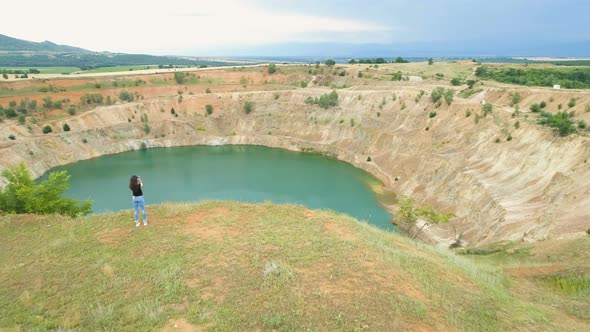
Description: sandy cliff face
xmin=1 ymin=85 xmax=589 ymax=246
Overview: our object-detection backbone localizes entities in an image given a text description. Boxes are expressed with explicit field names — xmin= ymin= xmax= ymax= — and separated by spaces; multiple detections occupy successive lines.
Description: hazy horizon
xmin=2 ymin=0 xmax=589 ymax=57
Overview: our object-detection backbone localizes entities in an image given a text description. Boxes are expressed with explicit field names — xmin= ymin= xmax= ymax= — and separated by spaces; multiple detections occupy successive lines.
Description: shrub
xmin=205 ymin=88 xmax=211 ymax=93
xmin=540 ymin=101 xmax=547 ymax=108
xmin=174 ymin=72 xmax=187 ymax=84
xmin=510 ymin=92 xmax=522 ymax=106
xmin=392 ymin=71 xmax=403 ymax=81
xmin=357 ymin=72 xmax=363 ymax=78
xmin=80 ymin=93 xmax=104 ymax=105
xmin=587 ymin=228 xmax=590 ymax=235
xmin=428 ymin=58 xmax=434 ymax=65
xmin=317 ymin=91 xmax=338 ymax=109
xmin=119 ymin=90 xmax=134 ymax=102
xmin=82 ymin=138 xmax=88 ymax=143
xmin=300 ymin=81 xmax=308 ymax=88
xmin=465 ymin=110 xmax=472 ymax=117
xmin=268 ymin=64 xmax=277 ymax=74
xmin=18 ymin=115 xmax=25 ymax=125
xmin=507 ymin=135 xmax=513 ymax=141
xmin=495 ymin=138 xmax=501 ymax=143
xmin=244 ymin=101 xmax=253 ymax=114
xmin=568 ymin=98 xmax=576 ymax=108
xmin=42 ymin=125 xmax=52 ymax=134
xmin=394 ymin=56 xmax=408 ymax=63
xmin=67 ymin=107 xmax=76 ymax=115
xmin=444 ymin=89 xmax=454 ymax=105
xmin=304 ymin=96 xmax=314 ymax=105
xmin=538 ymin=111 xmax=576 ymax=136
xmin=578 ymin=120 xmax=586 ymax=129
xmin=429 ymin=112 xmax=437 ymax=118
xmin=482 ymin=103 xmax=493 ymax=117
xmin=63 ymin=123 xmax=70 ymax=132
xmin=431 ymin=87 xmax=445 ymax=103
xmin=530 ymin=103 xmax=541 ymax=113
xmin=515 ymin=121 xmax=520 ymax=129
xmin=170 ymin=107 xmax=176 ymax=115
xmin=143 ymin=123 xmax=151 ymax=134
xmin=0 ymin=162 xmax=91 ymax=217
xmin=205 ymin=104 xmax=213 ymax=115
xmin=324 ymin=59 xmax=336 ymax=66
xmin=466 ymin=80 xmax=477 ymax=89
xmin=273 ymin=92 xmax=281 ymax=100
xmin=8 ymin=134 xmax=15 ymax=140
xmin=450 ymin=78 xmax=462 ymax=86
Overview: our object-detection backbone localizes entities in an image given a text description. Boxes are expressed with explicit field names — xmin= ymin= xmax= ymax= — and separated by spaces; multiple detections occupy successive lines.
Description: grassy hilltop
xmin=1 ymin=202 xmax=588 ymax=331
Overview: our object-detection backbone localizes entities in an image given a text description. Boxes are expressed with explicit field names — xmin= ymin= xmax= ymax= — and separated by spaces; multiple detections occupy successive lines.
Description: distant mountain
xmin=0 ymin=34 xmax=89 ymax=53
xmin=0 ymin=34 xmax=242 ymax=69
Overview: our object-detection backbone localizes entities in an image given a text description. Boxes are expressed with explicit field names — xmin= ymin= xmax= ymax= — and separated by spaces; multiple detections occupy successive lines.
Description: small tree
xmin=450 ymin=78 xmax=462 ymax=86
xmin=444 ymin=89 xmax=454 ymax=105
xmin=244 ymin=101 xmax=253 ymax=114
xmin=431 ymin=87 xmax=445 ymax=103
xmin=119 ymin=90 xmax=134 ymax=102
xmin=205 ymin=104 xmax=213 ymax=115
xmin=482 ymin=103 xmax=493 ymax=117
xmin=63 ymin=123 xmax=70 ymax=132
xmin=568 ymin=98 xmax=576 ymax=108
xmin=18 ymin=115 xmax=25 ymax=125
xmin=428 ymin=58 xmax=434 ymax=65
xmin=324 ymin=59 xmax=336 ymax=66
xmin=268 ymin=64 xmax=277 ymax=74
xmin=394 ymin=56 xmax=408 ymax=63
xmin=2 ymin=73 xmax=7 ymax=79
xmin=510 ymin=92 xmax=521 ymax=106
xmin=174 ymin=72 xmax=187 ymax=84
xmin=42 ymin=125 xmax=53 ymax=134
xmin=0 ymin=162 xmax=92 ymax=217
xmin=466 ymin=80 xmax=477 ymax=89
xmin=8 ymin=134 xmax=15 ymax=140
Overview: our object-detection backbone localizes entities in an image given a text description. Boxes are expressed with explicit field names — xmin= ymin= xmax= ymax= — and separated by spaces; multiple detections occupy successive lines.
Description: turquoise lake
xmin=40 ymin=145 xmax=394 ymax=230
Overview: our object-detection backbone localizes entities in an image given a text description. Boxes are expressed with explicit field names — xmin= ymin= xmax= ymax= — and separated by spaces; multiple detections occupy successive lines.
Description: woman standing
xmin=129 ymin=175 xmax=147 ymax=227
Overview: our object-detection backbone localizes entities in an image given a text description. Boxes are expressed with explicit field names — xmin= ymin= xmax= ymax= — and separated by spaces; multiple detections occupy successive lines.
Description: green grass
xmin=1 ymin=202 xmax=580 ymax=331
xmin=458 ymin=88 xmax=483 ymax=98
xmin=72 ymin=65 xmax=162 ymax=74
xmin=0 ymin=67 xmax=80 ymax=74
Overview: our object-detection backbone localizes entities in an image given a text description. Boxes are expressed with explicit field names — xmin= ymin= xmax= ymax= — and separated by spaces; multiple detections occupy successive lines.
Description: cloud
xmin=0 ymin=0 xmax=391 ymax=54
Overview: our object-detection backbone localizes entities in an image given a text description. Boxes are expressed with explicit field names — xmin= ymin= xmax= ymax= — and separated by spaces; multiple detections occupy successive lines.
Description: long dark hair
xmin=129 ymin=175 xmax=140 ymax=191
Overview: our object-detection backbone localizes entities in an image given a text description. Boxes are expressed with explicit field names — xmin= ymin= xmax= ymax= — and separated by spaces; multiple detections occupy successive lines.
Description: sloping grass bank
xmin=0 ymin=202 xmax=582 ymax=331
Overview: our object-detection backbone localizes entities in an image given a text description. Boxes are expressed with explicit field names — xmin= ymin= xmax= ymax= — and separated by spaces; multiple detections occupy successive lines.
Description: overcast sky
xmin=2 ymin=0 xmax=589 ymax=56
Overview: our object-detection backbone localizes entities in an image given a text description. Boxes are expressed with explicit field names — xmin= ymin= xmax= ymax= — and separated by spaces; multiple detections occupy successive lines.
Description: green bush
xmin=324 ymin=59 xmax=336 ymax=66
xmin=205 ymin=104 xmax=213 ymax=115
xmin=317 ymin=91 xmax=339 ymax=109
xmin=119 ymin=90 xmax=134 ymax=102
xmin=18 ymin=115 xmax=25 ymax=125
xmin=244 ymin=101 xmax=253 ymax=114
xmin=530 ymin=103 xmax=541 ymax=113
xmin=538 ymin=112 xmax=576 ymax=136
xmin=67 ymin=106 xmax=76 ymax=115
xmin=42 ymin=125 xmax=52 ymax=134
xmin=143 ymin=123 xmax=151 ymax=134
xmin=465 ymin=110 xmax=472 ymax=117
xmin=63 ymin=123 xmax=70 ymax=132
xmin=540 ymin=101 xmax=547 ymax=108
xmin=510 ymin=92 xmax=522 ymax=106
xmin=8 ymin=134 xmax=15 ymax=140
xmin=205 ymin=88 xmax=211 ymax=93
xmin=450 ymin=78 xmax=462 ymax=86
xmin=431 ymin=87 xmax=445 ymax=103
xmin=0 ymin=162 xmax=91 ymax=217
xmin=482 ymin=103 xmax=493 ymax=117
xmin=80 ymin=93 xmax=104 ymax=105
xmin=174 ymin=72 xmax=187 ymax=84
xmin=578 ymin=120 xmax=586 ymax=129
xmin=568 ymin=98 xmax=576 ymax=108
xmin=429 ymin=112 xmax=437 ymax=118
xmin=268 ymin=64 xmax=277 ymax=74
xmin=444 ymin=89 xmax=454 ymax=105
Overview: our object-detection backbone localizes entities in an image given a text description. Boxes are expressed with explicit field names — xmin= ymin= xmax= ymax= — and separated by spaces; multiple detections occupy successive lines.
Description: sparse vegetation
xmin=244 ymin=101 xmax=253 ymax=114
xmin=119 ymin=90 xmax=134 ymax=102
xmin=482 ymin=103 xmax=493 ymax=117
xmin=538 ymin=111 xmax=576 ymax=136
xmin=268 ymin=63 xmax=277 ymax=74
xmin=510 ymin=92 xmax=521 ymax=106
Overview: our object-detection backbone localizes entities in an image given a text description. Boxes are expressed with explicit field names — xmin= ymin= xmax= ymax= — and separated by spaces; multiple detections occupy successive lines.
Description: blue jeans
xmin=133 ymin=196 xmax=147 ymax=222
